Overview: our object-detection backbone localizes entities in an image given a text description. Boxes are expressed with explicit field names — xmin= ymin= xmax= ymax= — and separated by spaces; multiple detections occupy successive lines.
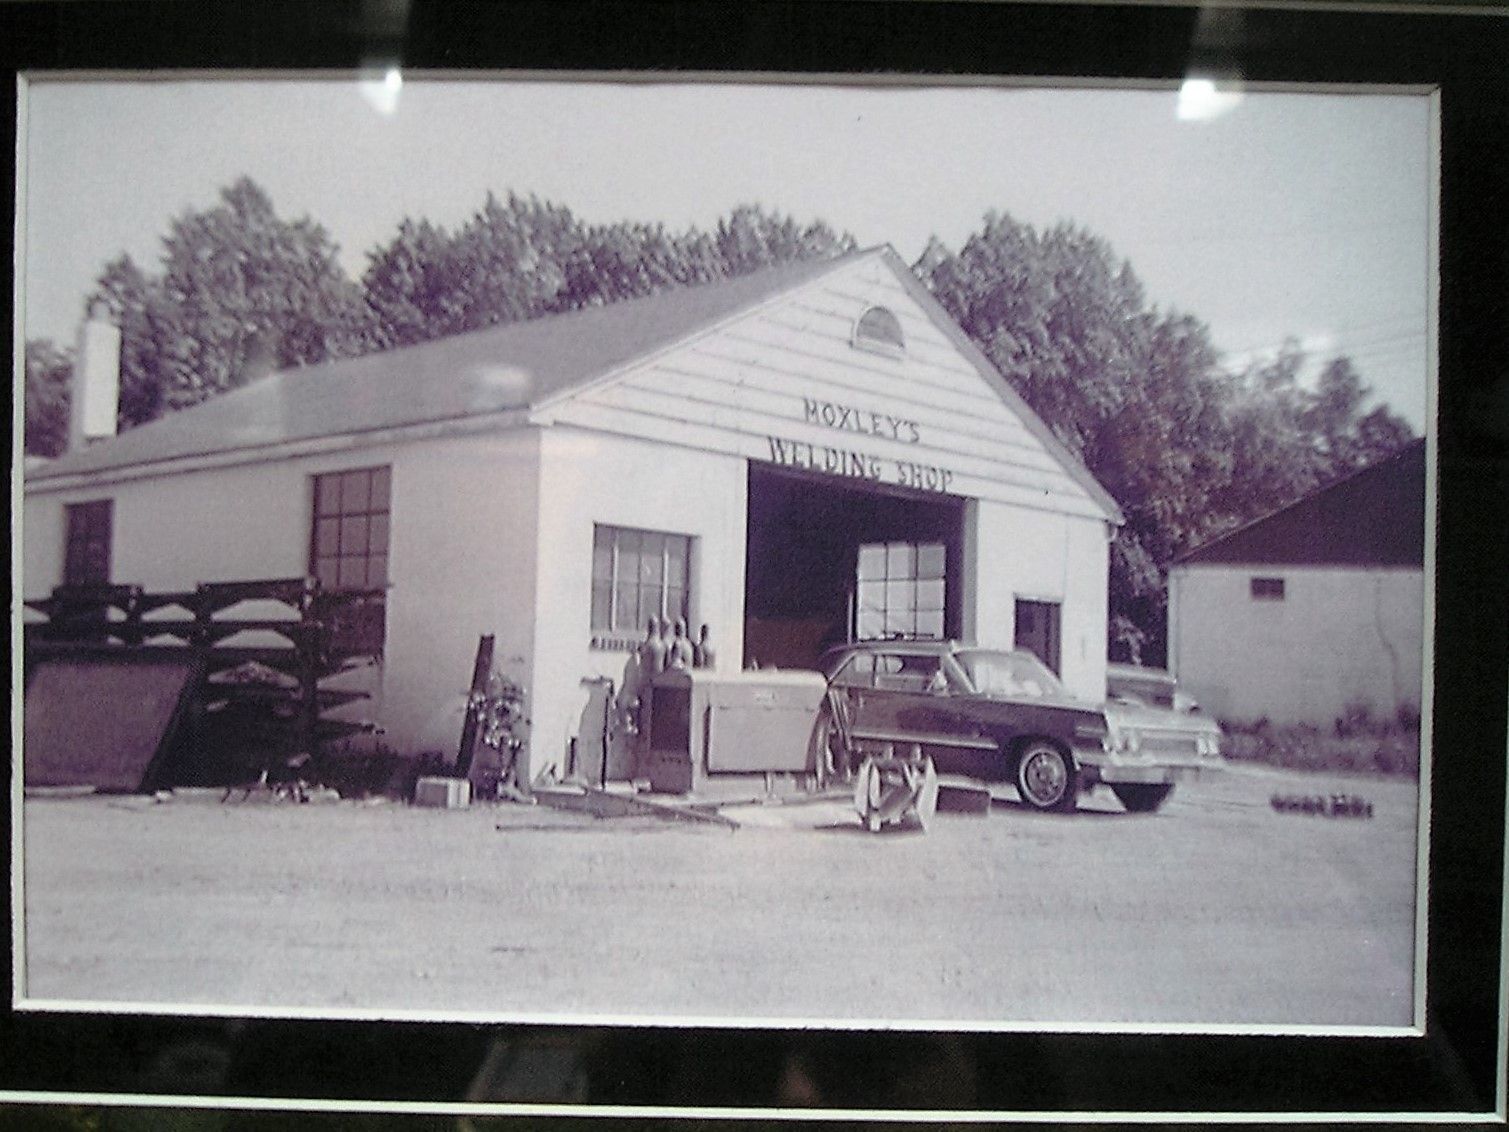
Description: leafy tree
xmin=24 ymin=338 xmax=72 ymax=457
xmin=361 ymin=196 xmax=853 ymax=348
xmin=918 ymin=213 xmax=1414 ymax=664
xmin=90 ymin=177 xmax=378 ymax=417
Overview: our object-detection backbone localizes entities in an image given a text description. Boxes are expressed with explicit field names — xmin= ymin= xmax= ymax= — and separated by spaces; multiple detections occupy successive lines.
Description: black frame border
xmin=3 ymin=0 xmax=1505 ymax=1120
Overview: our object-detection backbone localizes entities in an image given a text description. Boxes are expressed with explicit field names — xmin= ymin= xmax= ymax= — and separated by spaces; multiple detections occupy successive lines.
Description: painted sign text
xmin=765 ymin=435 xmax=954 ymax=494
xmin=803 ymin=397 xmax=921 ymax=445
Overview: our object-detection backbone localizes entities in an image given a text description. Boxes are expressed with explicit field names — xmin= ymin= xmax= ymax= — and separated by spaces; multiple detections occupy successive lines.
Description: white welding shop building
xmin=23 ymin=247 xmax=1124 ymax=778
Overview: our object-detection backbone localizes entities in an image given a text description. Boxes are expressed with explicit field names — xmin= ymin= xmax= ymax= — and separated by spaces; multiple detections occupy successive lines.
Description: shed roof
xmin=1173 ymin=439 xmax=1426 ymax=568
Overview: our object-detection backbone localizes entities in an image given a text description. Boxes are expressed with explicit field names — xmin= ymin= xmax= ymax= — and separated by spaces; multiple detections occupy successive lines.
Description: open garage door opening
xmin=744 ymin=465 xmax=965 ymax=672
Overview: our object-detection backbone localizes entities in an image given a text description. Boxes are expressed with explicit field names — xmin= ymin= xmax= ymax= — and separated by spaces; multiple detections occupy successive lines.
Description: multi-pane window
xmin=311 ymin=466 xmax=391 ymax=590
xmin=1014 ymin=598 xmax=1062 ymax=675
xmin=855 ymin=541 xmax=946 ymax=640
xmin=591 ymin=525 xmax=691 ymax=634
xmin=64 ymin=499 xmax=113 ymax=585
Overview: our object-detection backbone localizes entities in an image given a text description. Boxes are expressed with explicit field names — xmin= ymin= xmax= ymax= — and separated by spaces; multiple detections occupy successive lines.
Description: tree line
xmin=24 ymin=177 xmax=1414 ymax=664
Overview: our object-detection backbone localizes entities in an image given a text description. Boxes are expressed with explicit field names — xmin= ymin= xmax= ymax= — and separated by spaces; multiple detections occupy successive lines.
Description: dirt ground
xmin=18 ymin=763 xmax=1420 ymax=1029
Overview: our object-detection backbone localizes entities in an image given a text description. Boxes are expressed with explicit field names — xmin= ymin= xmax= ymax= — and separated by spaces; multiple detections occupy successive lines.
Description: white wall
xmin=1168 ymin=564 xmax=1424 ymax=726
xmin=23 ymin=428 xmax=543 ymax=757
xmin=965 ymin=497 xmax=1110 ymax=702
xmin=526 ymin=426 xmax=748 ymax=778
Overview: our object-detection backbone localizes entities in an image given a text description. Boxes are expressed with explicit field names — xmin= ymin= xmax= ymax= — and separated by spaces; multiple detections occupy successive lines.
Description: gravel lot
xmin=19 ymin=764 xmax=1420 ymax=1029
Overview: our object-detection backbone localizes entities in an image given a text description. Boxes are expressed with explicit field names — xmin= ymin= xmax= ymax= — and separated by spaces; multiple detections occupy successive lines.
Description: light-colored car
xmin=819 ymin=640 xmax=1211 ymax=814
xmin=1102 ymin=663 xmax=1225 ymax=811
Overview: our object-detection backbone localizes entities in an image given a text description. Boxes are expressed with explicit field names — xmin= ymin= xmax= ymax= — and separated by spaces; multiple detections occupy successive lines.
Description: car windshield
xmin=956 ymin=650 xmax=1065 ymax=699
xmin=1107 ymin=669 xmax=1176 ymax=708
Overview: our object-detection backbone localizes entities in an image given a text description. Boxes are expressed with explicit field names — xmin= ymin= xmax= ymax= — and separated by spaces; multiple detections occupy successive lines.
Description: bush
xmin=1222 ymin=717 xmax=1419 ymax=777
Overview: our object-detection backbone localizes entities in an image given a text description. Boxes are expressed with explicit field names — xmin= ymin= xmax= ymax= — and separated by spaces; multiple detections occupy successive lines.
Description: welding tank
xmin=640 ymin=668 xmax=828 ymax=794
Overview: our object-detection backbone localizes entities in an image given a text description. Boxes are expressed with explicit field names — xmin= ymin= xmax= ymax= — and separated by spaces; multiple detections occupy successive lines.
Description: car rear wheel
xmin=1112 ymin=783 xmax=1174 ymax=813
xmin=1014 ymin=740 xmax=1077 ymax=812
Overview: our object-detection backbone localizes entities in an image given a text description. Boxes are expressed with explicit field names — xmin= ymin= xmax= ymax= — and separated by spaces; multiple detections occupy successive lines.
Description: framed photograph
xmin=4 ymin=0 xmax=1505 ymax=1124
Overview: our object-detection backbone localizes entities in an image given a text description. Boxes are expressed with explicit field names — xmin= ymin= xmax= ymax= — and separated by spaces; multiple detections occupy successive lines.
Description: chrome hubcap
xmin=1022 ymin=749 xmax=1066 ymax=805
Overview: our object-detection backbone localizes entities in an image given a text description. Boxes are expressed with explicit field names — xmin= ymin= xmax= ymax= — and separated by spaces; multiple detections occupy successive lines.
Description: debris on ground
xmin=1270 ymin=792 xmax=1374 ymax=818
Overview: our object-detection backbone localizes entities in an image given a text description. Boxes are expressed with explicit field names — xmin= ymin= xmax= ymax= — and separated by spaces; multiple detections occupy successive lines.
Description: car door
xmin=845 ymin=649 xmax=994 ymax=775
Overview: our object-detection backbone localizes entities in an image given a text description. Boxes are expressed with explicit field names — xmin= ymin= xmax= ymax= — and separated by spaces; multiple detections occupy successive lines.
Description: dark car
xmin=818 ymin=640 xmax=1111 ymax=813
xmin=819 ymin=641 xmax=1214 ymax=813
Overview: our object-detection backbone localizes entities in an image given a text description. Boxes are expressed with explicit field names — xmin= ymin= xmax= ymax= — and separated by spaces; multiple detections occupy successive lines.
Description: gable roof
xmin=1173 ymin=439 xmax=1426 ymax=569
xmin=29 ymin=252 xmax=861 ymax=483
xmin=26 ymin=246 xmax=1120 ymax=524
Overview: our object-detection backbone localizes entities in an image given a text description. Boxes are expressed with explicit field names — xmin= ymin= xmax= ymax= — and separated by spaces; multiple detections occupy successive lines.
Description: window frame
xmin=851 ymin=305 xmax=906 ymax=358
xmin=309 ymin=465 xmax=392 ymax=592
xmin=854 ymin=539 xmax=948 ymax=642
xmin=1014 ymin=597 xmax=1063 ymax=676
xmin=590 ymin=523 xmax=694 ymax=636
xmin=63 ymin=498 xmax=113 ymax=586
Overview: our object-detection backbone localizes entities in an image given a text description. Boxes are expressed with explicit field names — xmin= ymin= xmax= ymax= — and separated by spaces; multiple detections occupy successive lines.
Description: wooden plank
xmin=455 ymin=634 xmax=495 ymax=778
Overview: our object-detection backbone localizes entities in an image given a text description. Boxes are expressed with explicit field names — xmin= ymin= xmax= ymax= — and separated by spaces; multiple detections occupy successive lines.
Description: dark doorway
xmin=744 ymin=466 xmax=965 ymax=671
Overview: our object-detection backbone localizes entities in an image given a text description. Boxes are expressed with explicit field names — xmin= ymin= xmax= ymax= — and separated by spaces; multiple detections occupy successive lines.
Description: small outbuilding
xmin=1167 ymin=439 xmax=1427 ymax=728
xmin=23 ymin=247 xmax=1123 ymax=779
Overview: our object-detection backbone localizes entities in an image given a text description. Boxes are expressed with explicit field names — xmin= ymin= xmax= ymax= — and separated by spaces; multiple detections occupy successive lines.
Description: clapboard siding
xmin=625 ymin=358 xmax=1068 ymax=473
xmin=593 ymin=379 xmax=1082 ymax=502
xmin=544 ymin=254 xmax=1110 ymax=520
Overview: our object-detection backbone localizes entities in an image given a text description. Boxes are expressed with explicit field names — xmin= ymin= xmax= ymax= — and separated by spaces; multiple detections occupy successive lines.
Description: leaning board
xmin=23 ymin=650 xmax=202 ymax=792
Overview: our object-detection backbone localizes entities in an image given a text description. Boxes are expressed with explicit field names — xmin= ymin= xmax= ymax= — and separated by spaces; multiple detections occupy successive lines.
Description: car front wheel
xmin=1014 ymin=740 xmax=1077 ymax=813
xmin=1111 ymin=783 xmax=1174 ymax=813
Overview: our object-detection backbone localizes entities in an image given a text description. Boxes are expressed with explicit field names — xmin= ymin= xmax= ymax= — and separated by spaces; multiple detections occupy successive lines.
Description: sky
xmin=18 ymin=76 xmax=1433 ymax=430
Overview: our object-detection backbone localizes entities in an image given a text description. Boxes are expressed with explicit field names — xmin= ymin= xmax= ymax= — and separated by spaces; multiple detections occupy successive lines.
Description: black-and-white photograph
xmin=15 ymin=74 xmax=1433 ymax=1034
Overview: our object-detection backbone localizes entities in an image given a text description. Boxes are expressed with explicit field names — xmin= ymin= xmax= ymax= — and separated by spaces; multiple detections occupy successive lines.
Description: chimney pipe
xmin=69 ymin=298 xmax=121 ymax=452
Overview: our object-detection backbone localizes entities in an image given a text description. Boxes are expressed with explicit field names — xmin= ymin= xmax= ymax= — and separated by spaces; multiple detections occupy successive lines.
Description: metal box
xmin=414 ymin=775 xmax=471 ymax=808
xmin=641 ymin=669 xmax=828 ymax=794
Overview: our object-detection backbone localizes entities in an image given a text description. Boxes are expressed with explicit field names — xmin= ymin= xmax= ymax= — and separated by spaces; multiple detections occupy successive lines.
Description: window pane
xmin=316 ymin=517 xmax=341 ymax=557
xmin=884 ymin=607 xmax=914 ymax=637
xmin=315 ymin=476 xmax=341 ymax=517
xmin=614 ymin=581 xmax=639 ymax=633
xmin=857 ymin=544 xmax=887 ymax=581
xmin=917 ymin=543 xmax=946 ymax=578
xmin=366 ymin=555 xmax=388 ymax=588
xmin=591 ymin=582 xmax=612 ymax=632
xmin=640 ymin=533 xmax=665 ymax=585
xmin=885 ymin=578 xmax=913 ymax=611
xmin=666 ymin=538 xmax=687 ymax=587
xmin=917 ymin=578 xmax=946 ymax=612
xmin=886 ymin=542 xmax=915 ymax=579
xmin=338 ymin=556 xmax=366 ymax=588
xmin=341 ymin=515 xmax=369 ymax=555
xmin=593 ymin=528 xmax=612 ymax=583
xmin=368 ymin=514 xmax=390 ymax=555
xmin=315 ymin=558 xmax=340 ymax=588
xmin=341 ymin=470 xmax=371 ymax=513
xmin=369 ymin=467 xmax=391 ymax=512
xmin=917 ymin=609 xmax=945 ymax=638
xmin=857 ymin=609 xmax=885 ymax=640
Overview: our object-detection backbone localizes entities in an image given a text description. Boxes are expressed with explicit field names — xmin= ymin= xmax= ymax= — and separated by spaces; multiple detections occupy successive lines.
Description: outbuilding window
xmin=311 ymin=466 xmax=391 ymax=590
xmin=1250 ymin=576 xmax=1285 ymax=601
xmin=592 ymin=525 xmax=692 ymax=634
xmin=855 ymin=541 xmax=946 ymax=640
xmin=64 ymin=499 xmax=113 ymax=585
